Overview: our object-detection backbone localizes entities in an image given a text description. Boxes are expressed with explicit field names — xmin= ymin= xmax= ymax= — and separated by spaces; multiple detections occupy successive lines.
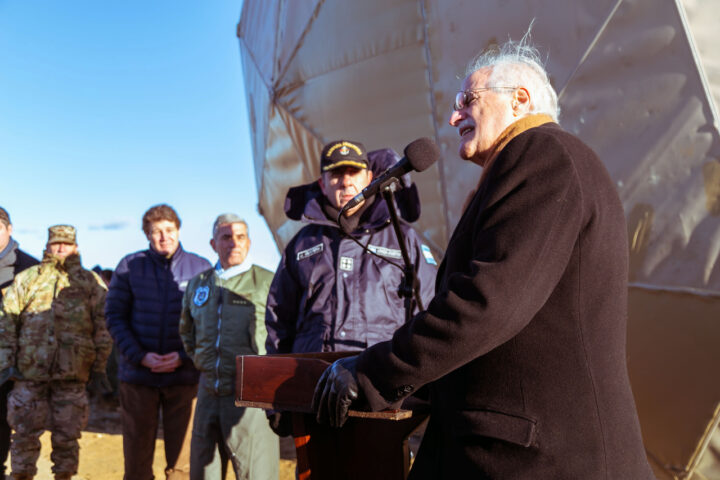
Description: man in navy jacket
xmin=265 ymin=141 xmax=437 ymax=435
xmin=266 ymin=141 xmax=437 ymax=354
xmin=106 ymin=204 xmax=210 ymax=480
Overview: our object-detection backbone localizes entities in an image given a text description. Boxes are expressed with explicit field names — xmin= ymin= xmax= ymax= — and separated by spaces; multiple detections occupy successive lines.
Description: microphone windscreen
xmin=403 ymin=137 xmax=440 ymax=172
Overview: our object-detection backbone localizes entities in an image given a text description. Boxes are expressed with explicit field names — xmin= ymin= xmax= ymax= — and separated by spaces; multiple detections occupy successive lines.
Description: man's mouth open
xmin=459 ymin=125 xmax=474 ymax=137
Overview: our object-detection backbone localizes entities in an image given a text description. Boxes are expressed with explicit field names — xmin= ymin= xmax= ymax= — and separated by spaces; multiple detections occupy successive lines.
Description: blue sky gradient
xmin=0 ymin=0 xmax=281 ymax=271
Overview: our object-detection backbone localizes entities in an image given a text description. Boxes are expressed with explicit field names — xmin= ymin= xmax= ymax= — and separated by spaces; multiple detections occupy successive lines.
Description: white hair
xmin=212 ymin=213 xmax=247 ymax=237
xmin=465 ymin=27 xmax=559 ymax=122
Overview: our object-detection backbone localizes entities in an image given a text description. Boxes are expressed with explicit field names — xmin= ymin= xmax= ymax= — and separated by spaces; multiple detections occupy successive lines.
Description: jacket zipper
xmin=159 ymin=261 xmax=170 ymax=356
xmin=214 ymin=288 xmax=222 ymax=395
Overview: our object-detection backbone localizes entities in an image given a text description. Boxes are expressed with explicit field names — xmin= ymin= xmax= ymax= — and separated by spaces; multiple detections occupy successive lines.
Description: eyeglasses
xmin=453 ymin=87 xmax=517 ymax=111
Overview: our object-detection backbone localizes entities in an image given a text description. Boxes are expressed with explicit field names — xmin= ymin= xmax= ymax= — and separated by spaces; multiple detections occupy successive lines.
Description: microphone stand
xmin=381 ymin=184 xmax=424 ymax=323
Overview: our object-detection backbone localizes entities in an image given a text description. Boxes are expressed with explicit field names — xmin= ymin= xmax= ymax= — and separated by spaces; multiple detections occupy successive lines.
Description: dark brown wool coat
xmin=356 ymin=123 xmax=654 ymax=479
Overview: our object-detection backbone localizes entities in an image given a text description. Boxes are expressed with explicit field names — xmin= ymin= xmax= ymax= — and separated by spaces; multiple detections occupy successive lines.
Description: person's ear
xmin=513 ymin=87 xmax=531 ymax=116
xmin=210 ymin=238 xmax=217 ymax=253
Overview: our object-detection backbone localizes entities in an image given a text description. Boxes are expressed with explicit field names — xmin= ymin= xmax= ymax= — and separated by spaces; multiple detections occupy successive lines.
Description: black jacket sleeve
xmin=356 ymin=129 xmax=585 ymax=409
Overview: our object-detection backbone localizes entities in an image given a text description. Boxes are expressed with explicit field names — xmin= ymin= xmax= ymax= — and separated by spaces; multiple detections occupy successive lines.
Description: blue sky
xmin=0 ymin=0 xmax=281 ymax=271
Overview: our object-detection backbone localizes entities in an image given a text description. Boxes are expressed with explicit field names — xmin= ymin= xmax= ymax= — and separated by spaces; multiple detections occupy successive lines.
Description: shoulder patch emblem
xmin=421 ymin=244 xmax=437 ymax=265
xmin=368 ymin=245 xmax=402 ymax=259
xmin=297 ymin=243 xmax=323 ymax=261
xmin=193 ymin=286 xmax=210 ymax=306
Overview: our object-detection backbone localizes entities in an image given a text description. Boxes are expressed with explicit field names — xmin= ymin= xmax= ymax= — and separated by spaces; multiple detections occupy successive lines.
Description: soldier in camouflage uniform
xmin=0 ymin=225 xmax=112 ymax=480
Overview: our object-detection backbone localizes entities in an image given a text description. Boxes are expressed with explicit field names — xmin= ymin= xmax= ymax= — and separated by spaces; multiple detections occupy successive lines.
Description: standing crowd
xmin=0 ymin=33 xmax=655 ymax=480
xmin=0 ymin=136 xmax=437 ymax=480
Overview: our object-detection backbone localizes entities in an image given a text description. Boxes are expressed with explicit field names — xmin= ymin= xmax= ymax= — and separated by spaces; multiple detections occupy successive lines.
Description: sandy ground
xmin=6 ymin=395 xmax=297 ymax=480
xmin=22 ymin=432 xmax=296 ymax=480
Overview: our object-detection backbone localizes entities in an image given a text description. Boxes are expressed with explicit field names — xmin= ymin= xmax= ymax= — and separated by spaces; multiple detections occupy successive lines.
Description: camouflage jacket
xmin=0 ymin=252 xmax=112 ymax=382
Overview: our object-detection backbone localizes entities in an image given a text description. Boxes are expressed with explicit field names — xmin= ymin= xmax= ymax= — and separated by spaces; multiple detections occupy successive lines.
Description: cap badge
xmin=325 ymin=141 xmax=363 ymax=157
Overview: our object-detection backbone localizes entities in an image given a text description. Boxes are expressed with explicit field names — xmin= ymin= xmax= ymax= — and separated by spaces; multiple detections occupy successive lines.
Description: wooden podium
xmin=235 ymin=353 xmax=427 ymax=480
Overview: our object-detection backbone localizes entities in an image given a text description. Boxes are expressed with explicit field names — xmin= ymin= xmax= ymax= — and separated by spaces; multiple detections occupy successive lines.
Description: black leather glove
xmin=267 ymin=411 xmax=293 ymax=437
xmin=311 ymin=355 xmax=359 ymax=428
xmin=0 ymin=367 xmax=23 ymax=385
xmin=87 ymin=372 xmax=112 ymax=396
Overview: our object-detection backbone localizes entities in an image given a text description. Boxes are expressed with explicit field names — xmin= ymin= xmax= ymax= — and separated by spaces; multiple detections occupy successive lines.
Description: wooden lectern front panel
xmin=234 ymin=353 xmax=427 ymax=479
xmin=236 ymin=355 xmax=331 ymax=412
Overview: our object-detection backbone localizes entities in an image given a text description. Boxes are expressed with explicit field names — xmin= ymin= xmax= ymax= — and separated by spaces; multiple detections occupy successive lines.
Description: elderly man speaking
xmin=312 ymin=36 xmax=655 ymax=479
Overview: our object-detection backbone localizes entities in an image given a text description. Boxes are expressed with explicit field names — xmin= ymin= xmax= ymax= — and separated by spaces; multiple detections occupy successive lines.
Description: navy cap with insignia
xmin=320 ymin=140 xmax=369 ymax=172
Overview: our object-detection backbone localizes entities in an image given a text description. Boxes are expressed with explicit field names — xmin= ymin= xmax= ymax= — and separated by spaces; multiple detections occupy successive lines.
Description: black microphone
xmin=341 ymin=137 xmax=439 ymax=213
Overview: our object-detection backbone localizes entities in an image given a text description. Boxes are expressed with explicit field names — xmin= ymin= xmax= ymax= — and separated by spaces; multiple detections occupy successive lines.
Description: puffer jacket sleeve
xmin=90 ymin=277 xmax=113 ymax=374
xmin=179 ymin=280 xmax=196 ymax=361
xmin=265 ymin=248 xmax=301 ymax=354
xmin=105 ymin=255 xmax=146 ymax=366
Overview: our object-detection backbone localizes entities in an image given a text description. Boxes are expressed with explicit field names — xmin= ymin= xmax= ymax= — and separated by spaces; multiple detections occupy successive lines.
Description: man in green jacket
xmin=180 ymin=214 xmax=278 ymax=480
xmin=0 ymin=225 xmax=112 ymax=480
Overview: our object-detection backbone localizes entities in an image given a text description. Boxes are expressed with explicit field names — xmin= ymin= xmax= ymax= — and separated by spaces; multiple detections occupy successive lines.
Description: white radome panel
xmin=238 ymin=0 xmax=720 ymax=293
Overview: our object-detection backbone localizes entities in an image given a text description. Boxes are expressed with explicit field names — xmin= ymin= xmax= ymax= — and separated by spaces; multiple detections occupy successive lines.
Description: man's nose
xmin=449 ymin=109 xmax=463 ymax=126
xmin=341 ymin=173 xmax=353 ymax=186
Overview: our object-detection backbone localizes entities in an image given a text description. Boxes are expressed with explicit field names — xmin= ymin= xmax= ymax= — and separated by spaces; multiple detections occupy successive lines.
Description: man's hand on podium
xmin=312 ymin=355 xmax=359 ymax=428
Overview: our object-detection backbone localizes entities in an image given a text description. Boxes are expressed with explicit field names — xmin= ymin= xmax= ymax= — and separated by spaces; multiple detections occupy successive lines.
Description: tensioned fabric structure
xmin=237 ymin=1 xmax=720 ymax=478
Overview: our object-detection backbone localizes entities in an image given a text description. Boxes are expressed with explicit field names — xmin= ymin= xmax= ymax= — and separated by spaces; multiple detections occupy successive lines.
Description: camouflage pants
xmin=7 ymin=380 xmax=88 ymax=476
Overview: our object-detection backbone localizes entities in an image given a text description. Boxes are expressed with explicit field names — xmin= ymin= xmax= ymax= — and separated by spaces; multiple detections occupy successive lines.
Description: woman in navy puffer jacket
xmin=106 ymin=244 xmax=210 ymax=386
xmin=105 ymin=204 xmax=211 ymax=480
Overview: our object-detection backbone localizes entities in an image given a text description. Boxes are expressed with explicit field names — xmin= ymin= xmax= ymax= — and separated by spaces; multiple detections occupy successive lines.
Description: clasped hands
xmin=141 ymin=351 xmax=182 ymax=373
xmin=311 ymin=355 xmax=360 ymax=428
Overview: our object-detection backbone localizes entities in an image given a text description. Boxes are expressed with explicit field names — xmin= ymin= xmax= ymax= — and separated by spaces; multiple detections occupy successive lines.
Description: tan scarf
xmin=462 ymin=113 xmax=554 ymax=212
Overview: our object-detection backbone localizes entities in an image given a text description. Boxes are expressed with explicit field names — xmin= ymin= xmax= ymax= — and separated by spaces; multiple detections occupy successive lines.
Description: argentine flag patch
xmin=421 ymin=244 xmax=437 ymax=265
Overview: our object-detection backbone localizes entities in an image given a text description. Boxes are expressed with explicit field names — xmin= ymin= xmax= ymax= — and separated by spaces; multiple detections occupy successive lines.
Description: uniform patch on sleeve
xmin=297 ymin=243 xmax=323 ymax=261
xmin=367 ymin=245 xmax=403 ymax=259
xmin=421 ymin=244 xmax=437 ymax=265
xmin=193 ymin=286 xmax=210 ymax=306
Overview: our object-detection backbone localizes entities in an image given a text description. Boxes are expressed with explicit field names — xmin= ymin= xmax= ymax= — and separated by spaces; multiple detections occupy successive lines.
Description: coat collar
xmin=484 ymin=114 xmax=555 ymax=170
xmin=147 ymin=243 xmax=185 ymax=267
